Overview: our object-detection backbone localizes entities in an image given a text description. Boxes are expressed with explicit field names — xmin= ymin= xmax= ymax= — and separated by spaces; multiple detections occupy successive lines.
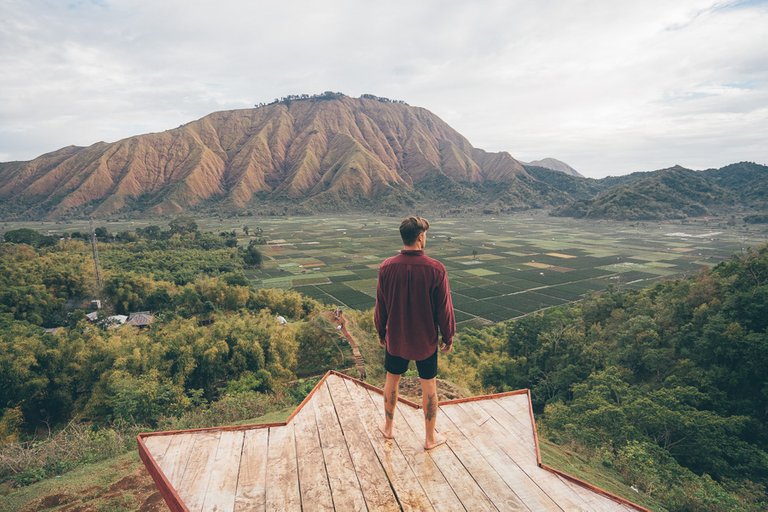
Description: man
xmin=374 ymin=216 xmax=456 ymax=450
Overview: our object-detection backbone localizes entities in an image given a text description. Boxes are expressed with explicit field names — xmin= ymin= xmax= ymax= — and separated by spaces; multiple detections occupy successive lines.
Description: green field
xmin=236 ymin=213 xmax=768 ymax=326
xmin=7 ymin=212 xmax=766 ymax=327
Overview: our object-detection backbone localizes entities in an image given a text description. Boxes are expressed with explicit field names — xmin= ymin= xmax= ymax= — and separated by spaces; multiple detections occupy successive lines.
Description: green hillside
xmin=553 ymin=162 xmax=767 ymax=221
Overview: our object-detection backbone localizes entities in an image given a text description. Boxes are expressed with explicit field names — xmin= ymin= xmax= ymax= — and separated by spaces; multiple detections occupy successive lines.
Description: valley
xmin=7 ymin=211 xmax=765 ymax=326
xmin=2 ymin=212 xmax=767 ymax=511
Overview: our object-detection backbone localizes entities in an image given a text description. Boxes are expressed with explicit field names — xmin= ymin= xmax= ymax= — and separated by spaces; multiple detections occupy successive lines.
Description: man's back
xmin=375 ymin=215 xmax=454 ymax=450
xmin=374 ymin=249 xmax=455 ymax=361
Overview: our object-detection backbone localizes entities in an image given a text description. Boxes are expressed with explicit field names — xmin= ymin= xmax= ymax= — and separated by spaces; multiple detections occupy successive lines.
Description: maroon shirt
xmin=374 ymin=249 xmax=456 ymax=361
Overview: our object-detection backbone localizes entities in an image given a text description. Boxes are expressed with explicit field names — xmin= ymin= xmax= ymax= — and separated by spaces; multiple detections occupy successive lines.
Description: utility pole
xmin=89 ymin=218 xmax=103 ymax=298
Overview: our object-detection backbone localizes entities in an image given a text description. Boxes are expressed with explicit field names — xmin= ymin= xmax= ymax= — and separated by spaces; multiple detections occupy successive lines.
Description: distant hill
xmin=705 ymin=161 xmax=768 ymax=203
xmin=0 ymin=93 xmax=536 ymax=219
xmin=552 ymin=162 xmax=767 ymax=221
xmin=1 ymin=92 xmax=765 ymax=221
xmin=523 ymin=157 xmax=583 ymax=177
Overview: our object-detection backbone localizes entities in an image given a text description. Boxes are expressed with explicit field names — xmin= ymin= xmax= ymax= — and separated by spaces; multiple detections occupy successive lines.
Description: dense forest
xmin=1 ymin=223 xmax=766 ymax=510
xmin=444 ymin=244 xmax=768 ymax=510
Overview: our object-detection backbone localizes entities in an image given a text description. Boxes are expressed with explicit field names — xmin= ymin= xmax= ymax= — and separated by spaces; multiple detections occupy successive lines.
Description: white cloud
xmin=0 ymin=0 xmax=766 ymax=177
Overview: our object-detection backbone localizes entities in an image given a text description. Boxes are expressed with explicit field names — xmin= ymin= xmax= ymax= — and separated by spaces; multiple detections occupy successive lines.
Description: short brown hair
xmin=399 ymin=216 xmax=430 ymax=245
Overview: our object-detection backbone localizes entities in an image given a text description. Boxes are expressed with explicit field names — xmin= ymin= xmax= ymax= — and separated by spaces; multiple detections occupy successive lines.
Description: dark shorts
xmin=384 ymin=349 xmax=438 ymax=380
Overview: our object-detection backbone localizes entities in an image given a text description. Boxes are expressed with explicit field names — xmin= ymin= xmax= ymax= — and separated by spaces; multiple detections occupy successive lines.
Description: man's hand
xmin=379 ymin=338 xmax=386 ymax=349
xmin=440 ymin=341 xmax=453 ymax=353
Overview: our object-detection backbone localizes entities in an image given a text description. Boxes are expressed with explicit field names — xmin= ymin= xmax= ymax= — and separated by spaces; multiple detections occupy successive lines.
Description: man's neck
xmin=402 ymin=244 xmax=423 ymax=251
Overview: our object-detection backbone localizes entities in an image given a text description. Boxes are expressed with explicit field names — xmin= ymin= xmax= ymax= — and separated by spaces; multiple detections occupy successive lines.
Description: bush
xmin=157 ymin=391 xmax=290 ymax=431
xmin=92 ymin=370 xmax=189 ymax=427
xmin=0 ymin=423 xmax=137 ymax=487
xmin=295 ymin=317 xmax=347 ymax=376
xmin=243 ymin=240 xmax=263 ymax=267
xmin=225 ymin=370 xmax=274 ymax=394
xmin=287 ymin=377 xmax=322 ymax=403
xmin=250 ymin=288 xmax=306 ymax=319
xmin=3 ymin=228 xmax=57 ymax=248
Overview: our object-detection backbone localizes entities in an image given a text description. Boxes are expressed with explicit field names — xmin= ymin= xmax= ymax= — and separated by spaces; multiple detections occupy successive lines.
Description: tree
xmin=243 ymin=240 xmax=263 ymax=268
xmin=169 ymin=216 xmax=198 ymax=235
xmin=103 ymin=272 xmax=155 ymax=314
xmin=137 ymin=225 xmax=162 ymax=239
xmin=3 ymin=228 xmax=56 ymax=247
xmin=94 ymin=226 xmax=110 ymax=240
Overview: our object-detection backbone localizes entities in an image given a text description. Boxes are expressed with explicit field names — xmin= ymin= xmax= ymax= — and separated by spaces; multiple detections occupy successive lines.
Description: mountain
xmin=1 ymin=92 xmax=764 ymax=221
xmin=523 ymin=158 xmax=583 ymax=177
xmin=523 ymin=165 xmax=603 ymax=201
xmin=0 ymin=93 xmax=533 ymax=219
xmin=704 ymin=161 xmax=768 ymax=203
xmin=551 ymin=163 xmax=767 ymax=220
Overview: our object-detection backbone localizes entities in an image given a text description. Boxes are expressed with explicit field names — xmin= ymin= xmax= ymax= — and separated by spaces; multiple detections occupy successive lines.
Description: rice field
xmin=10 ymin=212 xmax=766 ymax=327
xmin=241 ymin=212 xmax=768 ymax=326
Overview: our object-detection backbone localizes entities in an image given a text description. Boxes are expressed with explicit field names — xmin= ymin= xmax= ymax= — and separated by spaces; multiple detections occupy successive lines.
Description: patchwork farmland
xmin=9 ymin=212 xmax=763 ymax=327
xmin=245 ymin=213 xmax=768 ymax=326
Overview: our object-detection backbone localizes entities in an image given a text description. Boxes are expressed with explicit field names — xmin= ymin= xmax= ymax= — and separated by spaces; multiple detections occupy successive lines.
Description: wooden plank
xmin=459 ymin=402 xmax=591 ymax=511
xmin=234 ymin=428 xmax=269 ymax=512
xmin=143 ymin=434 xmax=174 ymax=465
xmin=201 ymin=430 xmax=245 ymax=512
xmin=440 ymin=403 xmax=563 ymax=512
xmin=325 ymin=375 xmax=399 ymax=511
xmin=160 ymin=432 xmax=198 ymax=490
xmin=265 ymin=424 xmax=301 ymax=511
xmin=475 ymin=399 xmax=538 ymax=458
xmin=365 ymin=388 xmax=465 ymax=512
xmin=397 ymin=403 xmax=498 ymax=512
xmin=313 ymin=381 xmax=367 ymax=511
xmin=292 ymin=401 xmax=334 ymax=511
xmin=493 ymin=395 xmax=538 ymax=446
xmin=434 ymin=409 xmax=530 ymax=512
xmin=555 ymin=472 xmax=628 ymax=512
xmin=342 ymin=377 xmax=436 ymax=512
xmin=473 ymin=399 xmax=624 ymax=511
xmin=176 ymin=430 xmax=222 ymax=511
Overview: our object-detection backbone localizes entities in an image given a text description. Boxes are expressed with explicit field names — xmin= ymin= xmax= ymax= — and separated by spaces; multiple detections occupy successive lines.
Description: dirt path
xmin=322 ymin=310 xmax=367 ymax=380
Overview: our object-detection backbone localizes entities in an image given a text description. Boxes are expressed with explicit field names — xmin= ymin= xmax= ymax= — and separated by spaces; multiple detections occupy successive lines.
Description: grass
xmin=539 ymin=437 xmax=667 ymax=511
xmin=0 ymin=451 xmax=147 ymax=512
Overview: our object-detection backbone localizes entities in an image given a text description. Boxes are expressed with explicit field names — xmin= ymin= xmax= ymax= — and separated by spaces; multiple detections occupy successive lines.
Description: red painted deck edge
xmin=136 ymin=434 xmax=189 ymax=512
xmin=523 ymin=389 xmax=648 ymax=511
xmin=541 ymin=464 xmax=652 ymax=512
xmin=438 ymin=388 xmax=528 ymax=406
xmin=527 ymin=389 xmax=543 ymax=466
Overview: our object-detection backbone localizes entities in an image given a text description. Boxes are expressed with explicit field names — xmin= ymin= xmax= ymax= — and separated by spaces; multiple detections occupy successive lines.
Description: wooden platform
xmin=138 ymin=371 xmax=648 ymax=511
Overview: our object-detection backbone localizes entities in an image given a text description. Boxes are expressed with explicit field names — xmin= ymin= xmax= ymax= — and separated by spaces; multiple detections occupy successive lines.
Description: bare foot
xmin=379 ymin=424 xmax=394 ymax=440
xmin=424 ymin=432 xmax=447 ymax=450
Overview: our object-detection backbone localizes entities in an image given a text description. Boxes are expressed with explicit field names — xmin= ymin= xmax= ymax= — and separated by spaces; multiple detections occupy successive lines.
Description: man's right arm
xmin=374 ymin=269 xmax=387 ymax=347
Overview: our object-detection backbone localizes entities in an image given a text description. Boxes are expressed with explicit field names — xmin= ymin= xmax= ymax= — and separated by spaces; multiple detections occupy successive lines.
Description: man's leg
xmin=420 ymin=377 xmax=446 ymax=450
xmin=381 ymin=371 xmax=401 ymax=439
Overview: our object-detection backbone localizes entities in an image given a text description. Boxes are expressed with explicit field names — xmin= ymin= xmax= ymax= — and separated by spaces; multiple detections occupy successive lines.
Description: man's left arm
xmin=374 ymin=272 xmax=388 ymax=348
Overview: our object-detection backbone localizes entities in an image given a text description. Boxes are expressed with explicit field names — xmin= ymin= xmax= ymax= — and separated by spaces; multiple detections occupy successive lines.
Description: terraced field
xmin=244 ymin=213 xmax=768 ymax=326
xmin=10 ymin=213 xmax=763 ymax=326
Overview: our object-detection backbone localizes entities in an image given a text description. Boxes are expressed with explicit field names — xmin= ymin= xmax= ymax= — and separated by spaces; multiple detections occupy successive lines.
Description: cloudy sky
xmin=1 ymin=0 xmax=766 ymax=178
